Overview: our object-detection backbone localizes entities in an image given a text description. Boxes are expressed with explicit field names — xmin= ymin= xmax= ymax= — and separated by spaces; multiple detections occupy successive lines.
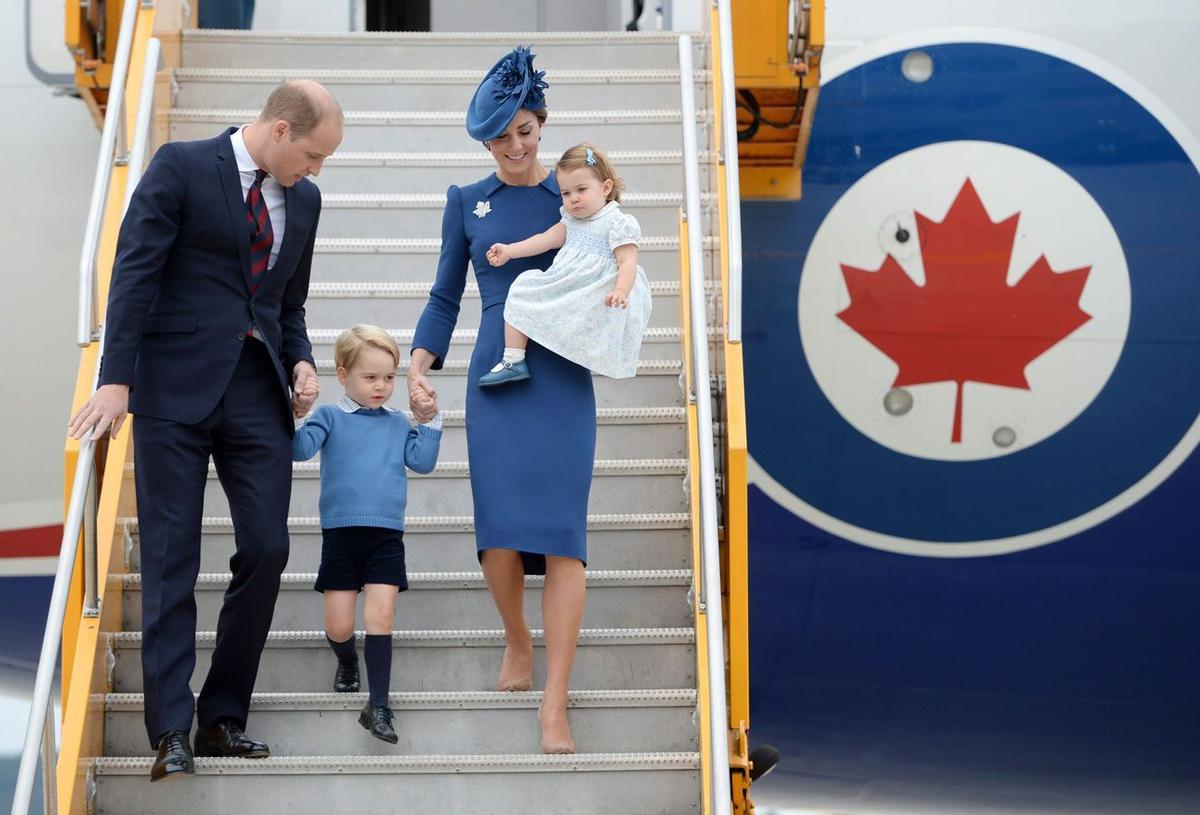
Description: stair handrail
xmin=77 ymin=0 xmax=139 ymax=347
xmin=715 ymin=0 xmax=745 ymax=343
xmin=12 ymin=33 xmax=163 ymax=815
xmin=10 ymin=436 xmax=96 ymax=815
xmin=678 ymin=34 xmax=734 ymax=815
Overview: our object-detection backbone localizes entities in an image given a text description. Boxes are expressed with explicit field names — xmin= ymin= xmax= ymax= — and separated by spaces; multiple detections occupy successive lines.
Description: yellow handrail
xmin=709 ymin=2 xmax=751 ymax=735
xmin=54 ymin=3 xmax=187 ymax=812
xmin=680 ymin=210 xmax=716 ymax=815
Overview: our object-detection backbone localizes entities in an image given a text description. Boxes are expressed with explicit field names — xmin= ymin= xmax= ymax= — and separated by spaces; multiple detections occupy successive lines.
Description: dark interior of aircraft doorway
xmin=366 ymin=0 xmax=431 ymax=32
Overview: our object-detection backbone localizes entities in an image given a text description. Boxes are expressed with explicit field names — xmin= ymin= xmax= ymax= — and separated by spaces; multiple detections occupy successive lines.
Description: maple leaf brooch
xmin=836 ymin=178 xmax=1092 ymax=444
xmin=473 ymin=200 xmax=492 ymax=219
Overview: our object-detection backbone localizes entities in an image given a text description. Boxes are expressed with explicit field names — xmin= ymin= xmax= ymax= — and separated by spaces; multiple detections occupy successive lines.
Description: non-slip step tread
xmin=416 ymin=406 xmax=685 ymax=424
xmin=307 ymin=326 xmax=693 ymax=343
xmin=120 ymin=568 xmax=694 ymax=589
xmin=126 ymin=512 xmax=691 ymax=532
xmin=109 ymin=627 xmax=695 ymax=647
xmin=306 ymin=280 xmax=709 ymax=297
xmin=171 ymin=108 xmax=705 ymax=124
xmin=312 ymin=235 xmax=689 ymax=251
xmin=183 ymin=28 xmax=699 ymax=43
xmin=104 ymin=688 xmax=698 ymax=710
xmin=94 ymin=750 xmax=701 ymax=775
xmin=320 ymin=192 xmax=708 ymax=208
xmin=313 ymin=358 xmax=681 ymax=375
xmin=175 ymin=67 xmax=700 ymax=83
xmin=188 ymin=458 xmax=688 ymax=477
xmin=323 ymin=149 xmax=709 ymax=165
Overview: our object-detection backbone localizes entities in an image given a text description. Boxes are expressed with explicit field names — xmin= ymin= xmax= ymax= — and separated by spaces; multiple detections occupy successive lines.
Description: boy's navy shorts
xmin=315 ymin=526 xmax=408 ymax=592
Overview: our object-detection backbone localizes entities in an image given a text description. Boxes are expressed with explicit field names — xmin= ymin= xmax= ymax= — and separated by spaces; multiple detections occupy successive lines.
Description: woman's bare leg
xmin=481 ymin=548 xmax=533 ymax=691
xmin=539 ymin=555 xmax=585 ymax=753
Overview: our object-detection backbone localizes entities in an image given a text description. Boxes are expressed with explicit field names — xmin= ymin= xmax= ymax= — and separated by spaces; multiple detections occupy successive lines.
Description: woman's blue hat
xmin=466 ymin=46 xmax=549 ymax=142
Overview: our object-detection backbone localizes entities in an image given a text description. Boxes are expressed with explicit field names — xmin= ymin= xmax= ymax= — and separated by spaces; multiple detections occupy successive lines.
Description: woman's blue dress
xmin=412 ymin=173 xmax=596 ymax=574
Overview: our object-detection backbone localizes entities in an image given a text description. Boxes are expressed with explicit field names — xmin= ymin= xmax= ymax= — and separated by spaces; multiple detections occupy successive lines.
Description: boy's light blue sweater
xmin=291 ymin=401 xmax=441 ymax=531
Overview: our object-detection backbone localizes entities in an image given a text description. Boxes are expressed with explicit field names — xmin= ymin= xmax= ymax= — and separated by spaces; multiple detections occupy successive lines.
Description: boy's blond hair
xmin=334 ymin=324 xmax=400 ymax=371
xmin=555 ymin=142 xmax=624 ymax=203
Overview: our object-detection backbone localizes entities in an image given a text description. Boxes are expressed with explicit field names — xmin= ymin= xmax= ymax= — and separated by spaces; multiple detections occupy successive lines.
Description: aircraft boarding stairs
xmin=90 ymin=29 xmax=717 ymax=814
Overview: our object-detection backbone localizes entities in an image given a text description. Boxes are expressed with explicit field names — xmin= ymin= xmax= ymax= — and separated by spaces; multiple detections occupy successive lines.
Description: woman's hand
xmin=605 ymin=288 xmax=631 ymax=309
xmin=408 ymin=370 xmax=438 ymax=423
xmin=486 ymin=243 xmax=511 ymax=267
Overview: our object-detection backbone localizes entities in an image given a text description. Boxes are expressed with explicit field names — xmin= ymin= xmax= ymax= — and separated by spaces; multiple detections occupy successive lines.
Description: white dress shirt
xmin=230 ymin=126 xmax=286 ymax=270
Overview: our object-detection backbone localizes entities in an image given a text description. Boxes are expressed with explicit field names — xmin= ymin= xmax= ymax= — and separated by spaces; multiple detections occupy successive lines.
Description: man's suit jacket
xmin=99 ymin=126 xmax=320 ymax=427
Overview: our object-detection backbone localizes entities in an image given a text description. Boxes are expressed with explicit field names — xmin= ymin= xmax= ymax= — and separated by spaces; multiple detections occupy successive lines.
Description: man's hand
xmin=408 ymin=371 xmax=438 ymax=424
xmin=292 ymin=361 xmax=320 ymax=418
xmin=68 ymin=384 xmax=130 ymax=441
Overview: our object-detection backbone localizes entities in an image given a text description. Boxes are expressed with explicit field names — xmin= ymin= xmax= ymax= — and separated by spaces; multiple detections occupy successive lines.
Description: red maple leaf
xmin=836 ymin=178 xmax=1092 ymax=443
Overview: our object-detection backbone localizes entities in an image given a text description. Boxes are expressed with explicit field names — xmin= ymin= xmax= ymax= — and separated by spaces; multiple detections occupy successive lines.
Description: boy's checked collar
xmin=336 ymin=394 xmax=443 ymax=430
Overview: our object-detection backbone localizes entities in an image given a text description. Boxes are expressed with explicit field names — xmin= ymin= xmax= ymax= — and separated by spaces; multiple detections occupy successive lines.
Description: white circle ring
xmin=748 ymin=27 xmax=1200 ymax=557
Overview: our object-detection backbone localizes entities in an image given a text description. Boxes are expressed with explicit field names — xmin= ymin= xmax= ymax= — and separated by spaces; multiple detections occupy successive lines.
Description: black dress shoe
xmin=193 ymin=721 xmax=270 ymax=759
xmin=334 ymin=658 xmax=360 ymax=693
xmin=358 ymin=703 xmax=398 ymax=744
xmin=150 ymin=730 xmax=194 ymax=782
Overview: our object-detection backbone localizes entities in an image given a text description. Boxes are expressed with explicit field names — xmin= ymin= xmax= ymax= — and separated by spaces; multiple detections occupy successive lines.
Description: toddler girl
xmin=480 ymin=142 xmax=652 ymax=386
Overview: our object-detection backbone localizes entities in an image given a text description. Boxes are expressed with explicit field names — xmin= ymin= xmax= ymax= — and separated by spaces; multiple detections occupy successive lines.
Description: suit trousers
xmin=133 ymin=340 xmax=292 ymax=746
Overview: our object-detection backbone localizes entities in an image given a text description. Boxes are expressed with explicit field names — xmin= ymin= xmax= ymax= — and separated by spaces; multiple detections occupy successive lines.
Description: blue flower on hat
xmin=466 ymin=46 xmax=550 ymax=142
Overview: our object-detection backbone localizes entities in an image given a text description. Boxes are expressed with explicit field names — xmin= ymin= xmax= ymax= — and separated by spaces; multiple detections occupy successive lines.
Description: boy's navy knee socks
xmin=364 ymin=634 xmax=392 ymax=707
xmin=327 ymin=634 xmax=358 ymax=664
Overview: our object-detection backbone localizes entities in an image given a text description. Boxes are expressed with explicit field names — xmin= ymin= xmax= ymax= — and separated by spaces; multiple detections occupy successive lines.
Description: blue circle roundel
xmin=743 ymin=34 xmax=1200 ymax=556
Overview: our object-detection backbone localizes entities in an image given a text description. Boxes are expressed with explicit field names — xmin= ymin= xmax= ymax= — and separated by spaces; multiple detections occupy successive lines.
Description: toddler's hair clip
xmin=585 ymin=148 xmax=596 ymax=166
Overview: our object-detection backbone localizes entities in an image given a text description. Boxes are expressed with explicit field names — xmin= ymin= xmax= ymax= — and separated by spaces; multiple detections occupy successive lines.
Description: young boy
xmin=292 ymin=324 xmax=441 ymax=743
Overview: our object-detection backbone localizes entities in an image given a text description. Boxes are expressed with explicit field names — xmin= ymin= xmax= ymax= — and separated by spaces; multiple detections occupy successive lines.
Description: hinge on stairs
xmin=123 ymin=521 xmax=134 ymax=572
xmin=730 ymin=720 xmax=754 ymax=815
xmin=105 ymin=636 xmax=116 ymax=687
xmin=85 ymin=762 xmax=97 ymax=815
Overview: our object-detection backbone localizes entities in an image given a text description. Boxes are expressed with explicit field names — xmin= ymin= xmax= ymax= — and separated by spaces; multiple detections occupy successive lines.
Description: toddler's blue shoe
xmin=479 ymin=359 xmax=530 ymax=387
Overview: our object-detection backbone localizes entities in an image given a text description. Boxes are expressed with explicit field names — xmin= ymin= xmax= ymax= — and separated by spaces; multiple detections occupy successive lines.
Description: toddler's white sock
xmin=490 ymin=347 xmax=526 ymax=373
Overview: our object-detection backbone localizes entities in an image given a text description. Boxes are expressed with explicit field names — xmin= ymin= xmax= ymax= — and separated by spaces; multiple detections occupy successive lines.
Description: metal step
xmin=312 ymin=151 xmax=706 ymax=194
xmin=170 ymin=108 xmax=709 ymax=152
xmin=181 ymin=29 xmax=704 ymax=71
xmin=108 ymin=628 xmax=697 ymax=694
xmin=285 ymin=404 xmax=686 ymax=460
xmin=195 ymin=457 xmax=687 ymax=517
xmin=120 ymin=568 xmax=693 ymax=631
xmin=104 ymin=688 xmax=698 ymax=756
xmin=308 ymin=358 xmax=683 ymax=412
xmin=309 ymin=325 xmax=686 ymax=361
xmin=126 ymin=513 xmax=693 ymax=573
xmin=309 ymin=235 xmax=709 ymax=283
xmin=94 ymin=752 xmax=700 ymax=815
xmin=173 ymin=67 xmax=706 ymax=111
xmin=316 ymin=192 xmax=714 ymax=240
xmin=302 ymin=280 xmax=695 ymax=329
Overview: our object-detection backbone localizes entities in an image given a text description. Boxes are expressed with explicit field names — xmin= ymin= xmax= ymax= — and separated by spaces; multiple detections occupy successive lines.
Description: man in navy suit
xmin=69 ymin=80 xmax=343 ymax=781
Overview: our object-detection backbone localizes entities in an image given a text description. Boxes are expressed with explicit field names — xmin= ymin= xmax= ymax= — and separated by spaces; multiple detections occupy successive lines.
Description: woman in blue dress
xmin=408 ymin=47 xmax=591 ymax=754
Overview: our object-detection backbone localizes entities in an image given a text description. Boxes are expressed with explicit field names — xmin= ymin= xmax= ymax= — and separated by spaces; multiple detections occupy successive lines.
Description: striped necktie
xmin=246 ymin=168 xmax=274 ymax=294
